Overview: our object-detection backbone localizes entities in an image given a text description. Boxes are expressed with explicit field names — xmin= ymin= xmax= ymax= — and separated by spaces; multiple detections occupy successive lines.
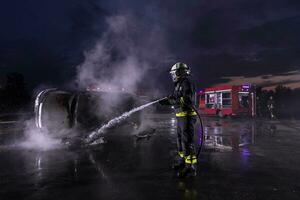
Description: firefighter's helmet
xmin=169 ymin=62 xmax=191 ymax=82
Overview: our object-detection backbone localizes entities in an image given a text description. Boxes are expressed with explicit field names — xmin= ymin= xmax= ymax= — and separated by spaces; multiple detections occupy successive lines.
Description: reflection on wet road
xmin=203 ymin=119 xmax=256 ymax=152
xmin=1 ymin=114 xmax=300 ymax=200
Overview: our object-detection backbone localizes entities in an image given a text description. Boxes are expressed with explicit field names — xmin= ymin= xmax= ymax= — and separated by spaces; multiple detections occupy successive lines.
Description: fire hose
xmin=190 ymin=104 xmax=205 ymax=160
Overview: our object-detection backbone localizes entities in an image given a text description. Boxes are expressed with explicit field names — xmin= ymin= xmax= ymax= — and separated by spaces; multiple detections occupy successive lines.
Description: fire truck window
xmin=206 ymin=94 xmax=215 ymax=108
xmin=222 ymin=92 xmax=232 ymax=108
xmin=222 ymin=100 xmax=231 ymax=107
xmin=222 ymin=92 xmax=231 ymax=99
xmin=216 ymin=93 xmax=222 ymax=105
xmin=239 ymin=93 xmax=249 ymax=108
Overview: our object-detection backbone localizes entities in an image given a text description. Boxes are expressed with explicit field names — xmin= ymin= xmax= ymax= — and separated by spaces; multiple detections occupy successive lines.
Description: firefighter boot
xmin=172 ymin=151 xmax=185 ymax=170
xmin=177 ymin=154 xmax=197 ymax=178
xmin=177 ymin=164 xmax=197 ymax=178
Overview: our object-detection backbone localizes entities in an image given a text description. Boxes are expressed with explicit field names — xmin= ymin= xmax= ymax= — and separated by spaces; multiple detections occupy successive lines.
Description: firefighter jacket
xmin=170 ymin=78 xmax=197 ymax=117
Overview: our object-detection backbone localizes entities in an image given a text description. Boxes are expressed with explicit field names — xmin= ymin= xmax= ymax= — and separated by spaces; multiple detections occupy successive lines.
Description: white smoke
xmin=76 ymin=14 xmax=173 ymax=93
xmin=19 ymin=119 xmax=61 ymax=150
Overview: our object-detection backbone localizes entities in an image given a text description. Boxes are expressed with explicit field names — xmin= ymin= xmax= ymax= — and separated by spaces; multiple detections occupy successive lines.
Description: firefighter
xmin=160 ymin=62 xmax=197 ymax=177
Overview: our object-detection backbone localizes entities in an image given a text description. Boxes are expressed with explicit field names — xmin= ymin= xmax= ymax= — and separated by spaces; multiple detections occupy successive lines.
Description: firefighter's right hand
xmin=159 ymin=95 xmax=175 ymax=105
xmin=159 ymin=97 xmax=169 ymax=105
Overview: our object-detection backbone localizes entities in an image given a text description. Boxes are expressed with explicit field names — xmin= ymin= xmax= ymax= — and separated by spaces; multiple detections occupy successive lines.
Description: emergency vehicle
xmin=198 ymin=85 xmax=256 ymax=117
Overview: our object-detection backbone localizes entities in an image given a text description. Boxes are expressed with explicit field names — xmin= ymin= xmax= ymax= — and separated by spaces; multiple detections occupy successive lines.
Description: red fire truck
xmin=198 ymin=84 xmax=256 ymax=117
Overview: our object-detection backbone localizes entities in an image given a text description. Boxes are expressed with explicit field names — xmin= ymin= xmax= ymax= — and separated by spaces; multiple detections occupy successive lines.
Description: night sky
xmin=1 ymin=0 xmax=300 ymax=91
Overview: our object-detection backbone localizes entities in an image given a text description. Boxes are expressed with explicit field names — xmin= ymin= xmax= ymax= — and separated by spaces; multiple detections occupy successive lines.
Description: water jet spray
xmin=84 ymin=97 xmax=167 ymax=145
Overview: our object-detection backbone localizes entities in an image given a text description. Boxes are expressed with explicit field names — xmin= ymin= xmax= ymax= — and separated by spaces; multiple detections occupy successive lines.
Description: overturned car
xmin=34 ymin=89 xmax=144 ymax=140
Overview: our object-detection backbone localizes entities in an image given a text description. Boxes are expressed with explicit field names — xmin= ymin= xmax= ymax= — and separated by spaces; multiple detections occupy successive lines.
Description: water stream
xmin=85 ymin=97 xmax=166 ymax=144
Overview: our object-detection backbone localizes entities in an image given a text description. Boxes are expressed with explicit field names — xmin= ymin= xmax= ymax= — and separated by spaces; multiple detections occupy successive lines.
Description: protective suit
xmin=161 ymin=62 xmax=197 ymax=177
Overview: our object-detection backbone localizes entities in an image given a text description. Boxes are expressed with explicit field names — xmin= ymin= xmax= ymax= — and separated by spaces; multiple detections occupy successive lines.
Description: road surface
xmin=0 ymin=113 xmax=300 ymax=200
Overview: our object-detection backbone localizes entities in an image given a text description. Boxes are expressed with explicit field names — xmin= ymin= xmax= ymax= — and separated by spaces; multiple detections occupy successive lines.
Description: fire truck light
xmin=198 ymin=90 xmax=204 ymax=94
xmin=242 ymin=84 xmax=251 ymax=89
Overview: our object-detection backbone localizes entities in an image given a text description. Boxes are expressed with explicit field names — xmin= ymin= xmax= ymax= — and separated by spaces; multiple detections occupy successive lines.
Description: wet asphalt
xmin=0 ymin=114 xmax=300 ymax=200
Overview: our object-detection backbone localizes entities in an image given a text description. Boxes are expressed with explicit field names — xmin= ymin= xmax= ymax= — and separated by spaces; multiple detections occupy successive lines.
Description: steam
xmin=19 ymin=119 xmax=61 ymax=150
xmin=75 ymin=13 xmax=173 ymax=127
xmin=76 ymin=14 xmax=173 ymax=93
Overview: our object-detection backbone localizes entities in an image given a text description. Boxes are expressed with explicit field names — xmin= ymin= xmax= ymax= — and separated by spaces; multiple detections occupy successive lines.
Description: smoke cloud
xmin=76 ymin=13 xmax=174 ymax=94
xmin=20 ymin=119 xmax=61 ymax=150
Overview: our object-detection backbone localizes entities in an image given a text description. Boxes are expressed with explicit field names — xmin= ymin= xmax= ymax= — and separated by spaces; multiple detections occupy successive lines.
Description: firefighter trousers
xmin=176 ymin=115 xmax=197 ymax=163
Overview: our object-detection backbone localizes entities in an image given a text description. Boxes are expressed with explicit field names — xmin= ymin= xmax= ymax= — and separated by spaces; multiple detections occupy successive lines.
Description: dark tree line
xmin=256 ymin=85 xmax=300 ymax=119
xmin=0 ymin=73 xmax=30 ymax=114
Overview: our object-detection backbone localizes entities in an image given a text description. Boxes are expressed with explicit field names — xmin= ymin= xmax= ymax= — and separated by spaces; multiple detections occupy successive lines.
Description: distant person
xmin=160 ymin=62 xmax=197 ymax=177
xmin=267 ymin=96 xmax=275 ymax=119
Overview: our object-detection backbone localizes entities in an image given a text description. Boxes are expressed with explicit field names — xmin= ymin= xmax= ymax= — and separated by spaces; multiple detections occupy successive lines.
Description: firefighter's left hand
xmin=167 ymin=95 xmax=177 ymax=105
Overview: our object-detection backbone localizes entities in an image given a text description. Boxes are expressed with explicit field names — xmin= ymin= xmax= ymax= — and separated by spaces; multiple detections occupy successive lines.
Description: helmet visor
xmin=170 ymin=70 xmax=177 ymax=82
